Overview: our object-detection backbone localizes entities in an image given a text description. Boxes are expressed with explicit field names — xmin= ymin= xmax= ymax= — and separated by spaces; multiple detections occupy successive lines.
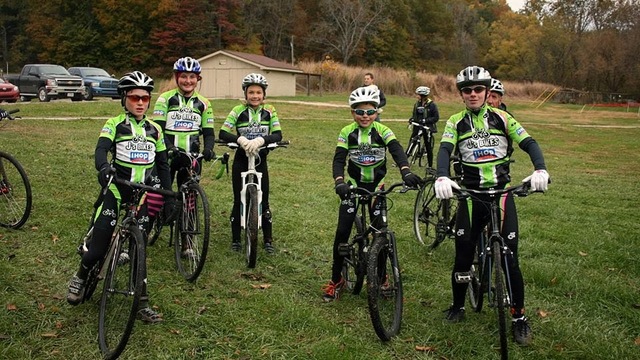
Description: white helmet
xmin=490 ymin=78 xmax=505 ymax=95
xmin=456 ymin=66 xmax=492 ymax=90
xmin=242 ymin=73 xmax=268 ymax=92
xmin=415 ymin=86 xmax=430 ymax=96
xmin=348 ymin=86 xmax=380 ymax=108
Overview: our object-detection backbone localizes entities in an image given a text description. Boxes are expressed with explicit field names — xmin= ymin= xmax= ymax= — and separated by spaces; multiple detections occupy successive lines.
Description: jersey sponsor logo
xmin=156 ymin=97 xmax=167 ymax=104
xmin=206 ymin=117 xmax=214 ymax=124
xmin=337 ymin=136 xmax=347 ymax=144
xmin=130 ymin=151 xmax=151 ymax=163
xmin=442 ymin=131 xmax=454 ymax=139
xmin=153 ymin=110 xmax=166 ymax=116
xmin=516 ymin=127 xmax=525 ymax=136
xmin=174 ymin=120 xmax=195 ymax=130
xmin=101 ymin=127 xmax=113 ymax=135
xmin=473 ymin=148 xmax=497 ymax=161
xmin=357 ymin=154 xmax=377 ymax=165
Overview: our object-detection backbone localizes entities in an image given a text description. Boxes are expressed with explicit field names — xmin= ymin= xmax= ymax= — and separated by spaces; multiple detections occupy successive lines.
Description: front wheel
xmin=37 ymin=87 xmax=50 ymax=102
xmin=341 ymin=215 xmax=366 ymax=295
xmin=367 ymin=233 xmax=403 ymax=341
xmin=244 ymin=185 xmax=259 ymax=268
xmin=174 ymin=183 xmax=210 ymax=282
xmin=0 ymin=151 xmax=32 ymax=229
xmin=98 ymin=225 xmax=144 ymax=360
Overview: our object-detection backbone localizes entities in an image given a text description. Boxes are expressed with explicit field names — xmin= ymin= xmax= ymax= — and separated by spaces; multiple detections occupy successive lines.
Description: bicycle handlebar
xmin=111 ymin=176 xmax=178 ymax=198
xmin=453 ymin=181 xmax=541 ymax=199
xmin=215 ymin=139 xmax=290 ymax=150
xmin=409 ymin=121 xmax=431 ymax=130
xmin=350 ymin=181 xmax=415 ymax=199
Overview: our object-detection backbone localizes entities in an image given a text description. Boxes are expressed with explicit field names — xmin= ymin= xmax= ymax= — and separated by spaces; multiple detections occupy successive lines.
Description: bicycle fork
xmin=239 ymin=170 xmax=263 ymax=229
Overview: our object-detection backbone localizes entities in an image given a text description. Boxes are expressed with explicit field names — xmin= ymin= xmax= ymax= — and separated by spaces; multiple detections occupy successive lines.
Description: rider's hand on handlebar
xmin=236 ymin=136 xmax=251 ymax=151
xmin=245 ymin=137 xmax=265 ymax=155
xmin=334 ymin=179 xmax=351 ymax=200
xmin=522 ymin=169 xmax=549 ymax=192
xmin=98 ymin=164 xmax=115 ymax=188
xmin=203 ymin=148 xmax=215 ymax=161
xmin=435 ymin=176 xmax=460 ymax=199
xmin=400 ymin=168 xmax=422 ymax=188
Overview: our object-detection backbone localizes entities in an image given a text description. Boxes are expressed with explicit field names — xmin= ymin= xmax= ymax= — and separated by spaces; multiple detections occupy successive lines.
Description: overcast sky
xmin=506 ymin=0 xmax=525 ymax=12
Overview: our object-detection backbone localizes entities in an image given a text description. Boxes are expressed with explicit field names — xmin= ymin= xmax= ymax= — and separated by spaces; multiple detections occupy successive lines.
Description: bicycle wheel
xmin=492 ymin=240 xmax=509 ymax=360
xmin=174 ymin=183 xmax=210 ymax=282
xmin=244 ymin=185 xmax=259 ymax=268
xmin=468 ymin=237 xmax=487 ymax=312
xmin=0 ymin=151 xmax=32 ymax=229
xmin=341 ymin=215 xmax=366 ymax=295
xmin=406 ymin=139 xmax=420 ymax=166
xmin=147 ymin=210 xmax=164 ymax=246
xmin=367 ymin=233 xmax=403 ymax=341
xmin=413 ymin=179 xmax=440 ymax=246
xmin=78 ymin=226 xmax=104 ymax=303
xmin=98 ymin=225 xmax=144 ymax=360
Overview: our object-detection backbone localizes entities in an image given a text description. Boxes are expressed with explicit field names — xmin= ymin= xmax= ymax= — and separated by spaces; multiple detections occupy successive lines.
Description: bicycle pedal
xmin=454 ymin=272 xmax=472 ymax=283
xmin=337 ymin=243 xmax=350 ymax=256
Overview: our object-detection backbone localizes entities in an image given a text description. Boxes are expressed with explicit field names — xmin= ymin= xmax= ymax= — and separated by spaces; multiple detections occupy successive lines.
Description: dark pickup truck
xmin=4 ymin=64 xmax=85 ymax=102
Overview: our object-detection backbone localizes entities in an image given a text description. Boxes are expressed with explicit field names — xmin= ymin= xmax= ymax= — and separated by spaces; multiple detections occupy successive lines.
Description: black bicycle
xmin=76 ymin=173 xmax=176 ymax=360
xmin=405 ymin=121 xmax=434 ymax=168
xmin=0 ymin=109 xmax=32 ymax=229
xmin=453 ymin=181 xmax=541 ymax=360
xmin=339 ymin=181 xmax=416 ymax=341
xmin=147 ymin=147 xmax=228 ymax=282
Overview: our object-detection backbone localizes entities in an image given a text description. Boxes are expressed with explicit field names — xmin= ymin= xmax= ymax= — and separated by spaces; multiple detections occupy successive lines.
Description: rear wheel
xmin=98 ymin=225 xmax=144 ymax=360
xmin=341 ymin=215 xmax=366 ymax=295
xmin=493 ymin=240 xmax=509 ymax=360
xmin=412 ymin=179 xmax=439 ymax=246
xmin=0 ymin=151 xmax=32 ymax=229
xmin=174 ymin=183 xmax=210 ymax=281
xmin=367 ymin=234 xmax=403 ymax=341
xmin=244 ymin=185 xmax=259 ymax=268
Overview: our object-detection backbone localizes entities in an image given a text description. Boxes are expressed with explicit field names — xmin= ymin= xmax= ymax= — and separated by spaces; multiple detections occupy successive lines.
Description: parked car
xmin=68 ymin=66 xmax=120 ymax=101
xmin=0 ymin=78 xmax=20 ymax=103
xmin=4 ymin=64 xmax=84 ymax=102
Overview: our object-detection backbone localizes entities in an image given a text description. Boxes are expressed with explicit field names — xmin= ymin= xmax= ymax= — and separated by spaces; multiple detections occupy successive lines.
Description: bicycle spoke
xmin=174 ymin=184 xmax=210 ymax=281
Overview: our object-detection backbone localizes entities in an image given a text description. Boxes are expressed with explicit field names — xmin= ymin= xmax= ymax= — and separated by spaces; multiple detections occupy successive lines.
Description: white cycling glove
xmin=523 ymin=169 xmax=549 ymax=192
xmin=245 ymin=137 xmax=265 ymax=155
xmin=236 ymin=136 xmax=251 ymax=151
xmin=434 ymin=177 xmax=460 ymax=199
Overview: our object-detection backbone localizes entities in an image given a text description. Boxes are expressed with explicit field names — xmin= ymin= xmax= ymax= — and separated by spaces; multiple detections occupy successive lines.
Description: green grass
xmin=0 ymin=97 xmax=639 ymax=359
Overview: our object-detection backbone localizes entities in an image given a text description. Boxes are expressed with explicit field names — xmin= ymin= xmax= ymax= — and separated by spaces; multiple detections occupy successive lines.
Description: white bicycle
xmin=216 ymin=140 xmax=289 ymax=268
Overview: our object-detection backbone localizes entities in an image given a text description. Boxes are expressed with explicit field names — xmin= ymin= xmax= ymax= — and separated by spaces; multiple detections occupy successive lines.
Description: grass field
xmin=0 ymin=95 xmax=639 ymax=359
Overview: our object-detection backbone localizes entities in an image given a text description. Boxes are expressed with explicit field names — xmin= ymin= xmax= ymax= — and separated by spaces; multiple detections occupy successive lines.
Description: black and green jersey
xmin=98 ymin=113 xmax=167 ymax=183
xmin=220 ymin=103 xmax=281 ymax=139
xmin=333 ymin=122 xmax=407 ymax=184
xmin=152 ymin=89 xmax=214 ymax=152
xmin=440 ymin=104 xmax=531 ymax=188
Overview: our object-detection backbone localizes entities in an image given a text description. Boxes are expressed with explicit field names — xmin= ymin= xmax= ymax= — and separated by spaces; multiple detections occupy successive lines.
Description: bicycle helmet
xmin=173 ymin=56 xmax=201 ymax=74
xmin=490 ymin=78 xmax=505 ymax=95
xmin=242 ymin=73 xmax=269 ymax=92
xmin=415 ymin=86 xmax=430 ymax=96
xmin=118 ymin=71 xmax=154 ymax=96
xmin=348 ymin=86 xmax=380 ymax=108
xmin=456 ymin=66 xmax=492 ymax=90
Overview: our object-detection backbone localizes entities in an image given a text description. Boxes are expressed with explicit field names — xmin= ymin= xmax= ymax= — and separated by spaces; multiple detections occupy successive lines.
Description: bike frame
xmin=239 ymin=151 xmax=263 ymax=230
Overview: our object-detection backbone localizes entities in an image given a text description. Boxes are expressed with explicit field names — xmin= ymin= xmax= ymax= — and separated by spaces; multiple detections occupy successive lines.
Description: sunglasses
xmin=353 ymin=109 xmax=377 ymax=116
xmin=461 ymin=86 xmax=486 ymax=95
xmin=126 ymin=95 xmax=151 ymax=103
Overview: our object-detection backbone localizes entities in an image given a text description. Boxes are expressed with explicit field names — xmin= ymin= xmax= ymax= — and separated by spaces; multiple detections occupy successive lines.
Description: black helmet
xmin=118 ymin=71 xmax=154 ymax=96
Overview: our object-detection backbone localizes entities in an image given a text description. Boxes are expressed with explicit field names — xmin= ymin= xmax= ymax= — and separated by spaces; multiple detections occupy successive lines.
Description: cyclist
xmin=433 ymin=66 xmax=549 ymax=346
xmin=218 ymin=73 xmax=282 ymax=254
xmin=67 ymin=71 xmax=172 ymax=324
xmin=487 ymin=78 xmax=509 ymax=113
xmin=322 ymin=86 xmax=422 ymax=302
xmin=152 ymin=56 xmax=215 ymax=258
xmin=363 ymin=72 xmax=386 ymax=121
xmin=407 ymin=86 xmax=440 ymax=168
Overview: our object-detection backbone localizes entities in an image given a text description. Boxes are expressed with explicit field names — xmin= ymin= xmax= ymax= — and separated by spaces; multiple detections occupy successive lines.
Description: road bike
xmin=405 ymin=121 xmax=434 ymax=168
xmin=0 ymin=109 xmax=32 ymax=229
xmin=339 ymin=181 xmax=416 ymax=341
xmin=75 ymin=173 xmax=176 ymax=359
xmin=215 ymin=140 xmax=288 ymax=268
xmin=147 ymin=146 xmax=228 ymax=282
xmin=453 ymin=181 xmax=542 ymax=360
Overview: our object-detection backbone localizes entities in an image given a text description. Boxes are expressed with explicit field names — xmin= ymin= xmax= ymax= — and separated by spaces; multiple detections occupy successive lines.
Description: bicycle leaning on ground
xmin=147 ymin=144 xmax=228 ymax=282
xmin=339 ymin=181 xmax=417 ymax=341
xmin=453 ymin=181 xmax=544 ymax=360
xmin=0 ymin=109 xmax=32 ymax=229
xmin=404 ymin=121 xmax=434 ymax=168
xmin=75 ymin=172 xmax=177 ymax=360
xmin=215 ymin=139 xmax=288 ymax=268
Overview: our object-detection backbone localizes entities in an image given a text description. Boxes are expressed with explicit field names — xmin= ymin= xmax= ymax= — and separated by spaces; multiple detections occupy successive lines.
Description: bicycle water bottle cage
xmin=454 ymin=272 xmax=472 ymax=283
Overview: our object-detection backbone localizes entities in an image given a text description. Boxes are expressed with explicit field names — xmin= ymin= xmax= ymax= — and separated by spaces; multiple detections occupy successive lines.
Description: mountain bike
xmin=405 ymin=121 xmax=434 ymax=168
xmin=75 ymin=173 xmax=177 ymax=360
xmin=453 ymin=181 xmax=542 ymax=360
xmin=216 ymin=139 xmax=288 ymax=268
xmin=147 ymin=146 xmax=228 ymax=282
xmin=339 ymin=181 xmax=416 ymax=341
xmin=0 ymin=109 xmax=32 ymax=229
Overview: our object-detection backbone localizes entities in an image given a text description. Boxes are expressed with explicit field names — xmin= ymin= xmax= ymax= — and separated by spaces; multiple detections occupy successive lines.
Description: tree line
xmin=0 ymin=0 xmax=638 ymax=97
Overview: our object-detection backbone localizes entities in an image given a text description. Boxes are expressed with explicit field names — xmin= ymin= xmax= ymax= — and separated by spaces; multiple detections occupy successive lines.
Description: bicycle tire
xmin=367 ymin=233 xmax=403 ymax=341
xmin=493 ymin=240 xmax=509 ymax=360
xmin=147 ymin=210 xmax=164 ymax=246
xmin=174 ymin=183 xmax=210 ymax=282
xmin=79 ymin=226 xmax=103 ymax=303
xmin=244 ymin=185 xmax=259 ymax=268
xmin=0 ymin=151 xmax=32 ymax=229
xmin=98 ymin=225 xmax=144 ymax=360
xmin=468 ymin=236 xmax=486 ymax=312
xmin=342 ymin=215 xmax=366 ymax=295
xmin=413 ymin=179 xmax=440 ymax=246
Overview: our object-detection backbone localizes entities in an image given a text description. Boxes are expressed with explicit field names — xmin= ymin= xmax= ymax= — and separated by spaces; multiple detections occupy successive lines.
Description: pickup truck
xmin=4 ymin=64 xmax=85 ymax=102
xmin=68 ymin=66 xmax=120 ymax=101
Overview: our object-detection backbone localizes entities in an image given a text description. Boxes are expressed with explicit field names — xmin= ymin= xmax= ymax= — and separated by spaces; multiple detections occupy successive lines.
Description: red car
xmin=0 ymin=78 xmax=19 ymax=103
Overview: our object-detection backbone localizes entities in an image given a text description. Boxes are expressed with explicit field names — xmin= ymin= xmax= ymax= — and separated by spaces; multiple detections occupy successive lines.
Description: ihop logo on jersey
xmin=357 ymin=154 xmax=377 ymax=165
xmin=130 ymin=152 xmax=150 ymax=163
xmin=174 ymin=121 xmax=194 ymax=130
xmin=473 ymin=148 xmax=497 ymax=161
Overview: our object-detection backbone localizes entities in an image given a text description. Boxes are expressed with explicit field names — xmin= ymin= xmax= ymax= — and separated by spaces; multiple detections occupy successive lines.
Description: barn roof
xmin=199 ymin=50 xmax=303 ymax=73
